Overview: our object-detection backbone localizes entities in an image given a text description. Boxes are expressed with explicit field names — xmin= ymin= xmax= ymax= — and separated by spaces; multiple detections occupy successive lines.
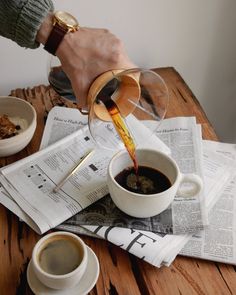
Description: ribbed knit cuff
xmin=15 ymin=0 xmax=54 ymax=49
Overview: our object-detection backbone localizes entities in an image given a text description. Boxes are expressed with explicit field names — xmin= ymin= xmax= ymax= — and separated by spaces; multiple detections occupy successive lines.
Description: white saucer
xmin=27 ymin=246 xmax=99 ymax=295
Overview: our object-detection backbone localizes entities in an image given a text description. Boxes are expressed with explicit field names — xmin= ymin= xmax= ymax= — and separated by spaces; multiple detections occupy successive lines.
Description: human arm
xmin=0 ymin=0 xmax=54 ymax=48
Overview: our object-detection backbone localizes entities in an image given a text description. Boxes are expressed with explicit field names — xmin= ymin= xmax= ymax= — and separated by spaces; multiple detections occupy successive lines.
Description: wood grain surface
xmin=0 ymin=67 xmax=235 ymax=295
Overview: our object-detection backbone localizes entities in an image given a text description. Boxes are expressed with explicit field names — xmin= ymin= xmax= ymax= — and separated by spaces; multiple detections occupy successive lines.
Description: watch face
xmin=55 ymin=11 xmax=79 ymax=29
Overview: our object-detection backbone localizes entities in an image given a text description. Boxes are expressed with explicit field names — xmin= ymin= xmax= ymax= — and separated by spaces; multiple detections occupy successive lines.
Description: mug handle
xmin=176 ymin=173 xmax=203 ymax=198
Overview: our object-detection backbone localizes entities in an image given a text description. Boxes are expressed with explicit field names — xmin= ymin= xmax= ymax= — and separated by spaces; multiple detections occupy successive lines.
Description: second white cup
xmin=31 ymin=231 xmax=88 ymax=290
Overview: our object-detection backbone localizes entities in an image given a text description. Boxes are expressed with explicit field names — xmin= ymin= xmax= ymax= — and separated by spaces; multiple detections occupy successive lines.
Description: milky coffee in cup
xmin=32 ymin=231 xmax=88 ymax=290
xmin=38 ymin=235 xmax=83 ymax=275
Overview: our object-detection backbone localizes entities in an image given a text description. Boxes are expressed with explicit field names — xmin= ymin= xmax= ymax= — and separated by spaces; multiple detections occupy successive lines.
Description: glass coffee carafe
xmin=47 ymin=56 xmax=169 ymax=151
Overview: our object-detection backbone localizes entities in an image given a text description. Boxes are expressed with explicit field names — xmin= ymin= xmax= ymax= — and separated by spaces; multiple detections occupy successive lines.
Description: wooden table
xmin=0 ymin=67 xmax=235 ymax=295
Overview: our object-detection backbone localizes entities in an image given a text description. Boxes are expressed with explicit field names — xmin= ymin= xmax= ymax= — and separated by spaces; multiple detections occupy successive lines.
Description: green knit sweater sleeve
xmin=0 ymin=0 xmax=54 ymax=49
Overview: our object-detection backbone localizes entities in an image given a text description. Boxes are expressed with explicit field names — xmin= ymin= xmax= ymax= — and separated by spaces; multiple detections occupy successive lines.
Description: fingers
xmin=69 ymin=74 xmax=89 ymax=109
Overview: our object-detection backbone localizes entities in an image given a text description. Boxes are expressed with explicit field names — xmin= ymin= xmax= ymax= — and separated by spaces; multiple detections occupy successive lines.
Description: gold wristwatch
xmin=44 ymin=11 xmax=79 ymax=55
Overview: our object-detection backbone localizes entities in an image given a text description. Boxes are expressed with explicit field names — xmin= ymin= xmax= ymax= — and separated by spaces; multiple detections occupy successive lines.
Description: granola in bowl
xmin=0 ymin=96 xmax=36 ymax=156
xmin=0 ymin=114 xmax=20 ymax=139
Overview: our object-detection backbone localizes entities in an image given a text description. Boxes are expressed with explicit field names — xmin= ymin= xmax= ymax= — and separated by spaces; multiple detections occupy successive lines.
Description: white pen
xmin=53 ymin=149 xmax=94 ymax=193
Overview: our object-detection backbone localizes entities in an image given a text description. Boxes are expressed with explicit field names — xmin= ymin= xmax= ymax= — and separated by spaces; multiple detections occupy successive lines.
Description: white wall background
xmin=0 ymin=0 xmax=235 ymax=142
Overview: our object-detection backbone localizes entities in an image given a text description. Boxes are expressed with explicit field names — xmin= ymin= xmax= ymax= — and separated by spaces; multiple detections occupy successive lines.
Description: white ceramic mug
xmin=107 ymin=148 xmax=203 ymax=218
xmin=31 ymin=231 xmax=88 ymax=290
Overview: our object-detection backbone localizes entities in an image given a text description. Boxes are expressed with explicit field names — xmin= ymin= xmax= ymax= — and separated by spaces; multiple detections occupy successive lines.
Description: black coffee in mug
xmin=115 ymin=166 xmax=171 ymax=195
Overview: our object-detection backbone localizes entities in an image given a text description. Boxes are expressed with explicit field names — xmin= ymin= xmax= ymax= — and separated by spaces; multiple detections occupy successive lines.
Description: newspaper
xmin=1 ymin=106 xmax=234 ymax=266
xmin=179 ymin=141 xmax=236 ymax=265
xmin=0 ymin=108 xmax=171 ymax=234
xmin=40 ymin=106 xmax=88 ymax=150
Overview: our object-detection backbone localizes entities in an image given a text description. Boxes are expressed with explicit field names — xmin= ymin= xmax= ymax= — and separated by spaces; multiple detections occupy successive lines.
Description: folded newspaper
xmin=0 ymin=106 xmax=235 ymax=267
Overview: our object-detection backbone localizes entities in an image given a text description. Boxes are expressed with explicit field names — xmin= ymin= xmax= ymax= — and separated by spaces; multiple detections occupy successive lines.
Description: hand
xmin=36 ymin=14 xmax=136 ymax=109
xmin=56 ymin=27 xmax=136 ymax=108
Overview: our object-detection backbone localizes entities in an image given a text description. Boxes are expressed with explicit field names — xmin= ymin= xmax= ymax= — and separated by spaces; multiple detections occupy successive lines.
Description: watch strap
xmin=44 ymin=23 xmax=68 ymax=56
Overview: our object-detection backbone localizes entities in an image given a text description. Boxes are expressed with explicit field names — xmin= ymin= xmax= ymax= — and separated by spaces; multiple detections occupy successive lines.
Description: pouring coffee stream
xmin=96 ymin=78 xmax=139 ymax=175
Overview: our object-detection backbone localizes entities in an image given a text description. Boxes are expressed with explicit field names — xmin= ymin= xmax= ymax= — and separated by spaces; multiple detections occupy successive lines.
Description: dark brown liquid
xmin=104 ymin=99 xmax=138 ymax=173
xmin=115 ymin=166 xmax=171 ymax=194
xmin=96 ymin=76 xmax=138 ymax=173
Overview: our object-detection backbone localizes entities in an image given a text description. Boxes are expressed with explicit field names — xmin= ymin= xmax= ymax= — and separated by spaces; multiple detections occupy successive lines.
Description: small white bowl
xmin=0 ymin=96 xmax=37 ymax=157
